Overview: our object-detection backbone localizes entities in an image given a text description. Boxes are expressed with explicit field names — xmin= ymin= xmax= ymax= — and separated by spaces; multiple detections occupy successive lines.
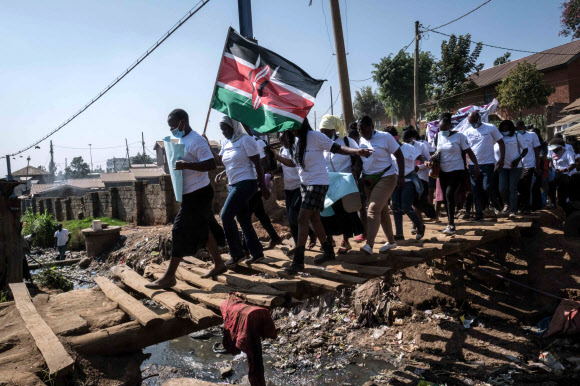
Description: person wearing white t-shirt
xmin=463 ymin=112 xmax=505 ymax=220
xmin=548 ymin=138 xmax=576 ymax=209
xmin=515 ymin=121 xmax=541 ymax=214
xmin=207 ymin=116 xmax=271 ymax=268
xmin=275 ymin=118 xmax=371 ymax=274
xmin=319 ymin=115 xmax=363 ymax=254
xmin=407 ymin=129 xmax=437 ymax=224
xmin=53 ymin=224 xmax=70 ymax=261
xmin=495 ymin=120 xmax=528 ymax=218
xmin=427 ymin=114 xmax=480 ymax=235
xmin=146 ymin=109 xmax=227 ymax=289
xmin=357 ymin=116 xmax=405 ymax=255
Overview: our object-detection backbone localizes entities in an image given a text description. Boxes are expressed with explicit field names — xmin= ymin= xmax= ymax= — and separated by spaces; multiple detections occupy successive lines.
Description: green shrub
xmin=21 ymin=210 xmax=58 ymax=248
xmin=62 ymin=217 xmax=126 ymax=251
xmin=36 ymin=267 xmax=73 ymax=292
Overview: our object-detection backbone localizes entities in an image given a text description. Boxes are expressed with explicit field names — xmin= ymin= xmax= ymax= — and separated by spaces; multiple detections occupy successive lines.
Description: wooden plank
xmin=110 ymin=265 xmax=217 ymax=325
xmin=28 ymin=258 xmax=82 ymax=270
xmin=258 ymin=257 xmax=366 ymax=285
xmin=94 ymin=276 xmax=162 ymax=327
xmin=9 ymin=283 xmax=74 ymax=376
xmin=220 ymin=254 xmax=347 ymax=292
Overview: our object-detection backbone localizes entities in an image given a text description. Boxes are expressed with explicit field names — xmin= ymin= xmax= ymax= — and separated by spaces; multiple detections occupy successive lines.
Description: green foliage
xmin=0 ymin=291 xmax=9 ymax=303
xmin=560 ymin=0 xmax=580 ymax=39
xmin=430 ymin=34 xmax=484 ymax=111
xmin=65 ymin=156 xmax=90 ymax=178
xmin=373 ymin=50 xmax=434 ymax=124
xmin=425 ymin=108 xmax=444 ymax=123
xmin=21 ymin=210 xmax=58 ymax=248
xmin=494 ymin=52 xmax=512 ymax=66
xmin=131 ymin=152 xmax=155 ymax=165
xmin=496 ymin=62 xmax=555 ymax=118
xmin=36 ymin=267 xmax=73 ymax=292
xmin=353 ymin=86 xmax=385 ymax=122
xmin=62 ymin=217 xmax=126 ymax=250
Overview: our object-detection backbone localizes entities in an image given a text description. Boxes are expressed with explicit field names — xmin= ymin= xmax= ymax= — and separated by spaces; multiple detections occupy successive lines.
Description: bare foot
xmin=144 ymin=276 xmax=176 ymax=289
xmin=200 ymin=265 xmax=227 ymax=279
xmin=266 ymin=238 xmax=283 ymax=250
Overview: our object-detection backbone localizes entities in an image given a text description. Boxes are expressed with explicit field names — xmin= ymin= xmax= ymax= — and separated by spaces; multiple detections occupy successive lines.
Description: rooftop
xmin=12 ymin=166 xmax=51 ymax=177
xmin=100 ymin=172 xmax=136 ymax=183
xmin=129 ymin=167 xmax=166 ymax=179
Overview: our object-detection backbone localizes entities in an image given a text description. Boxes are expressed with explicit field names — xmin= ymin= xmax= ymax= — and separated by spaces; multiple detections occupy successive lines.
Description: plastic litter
xmin=460 ymin=315 xmax=475 ymax=329
xmin=539 ymin=351 xmax=565 ymax=373
xmin=533 ymin=316 xmax=552 ymax=336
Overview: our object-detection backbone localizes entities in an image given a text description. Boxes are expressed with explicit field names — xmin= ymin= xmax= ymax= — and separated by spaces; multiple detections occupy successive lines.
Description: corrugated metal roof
xmin=100 ymin=172 xmax=136 ymax=183
xmin=30 ymin=184 xmax=55 ymax=195
xmin=546 ymin=113 xmax=580 ymax=127
xmin=562 ymin=97 xmax=580 ymax=113
xmin=12 ymin=166 xmax=51 ymax=177
xmin=130 ymin=167 xmax=166 ymax=179
xmin=470 ymin=39 xmax=580 ymax=87
xmin=65 ymin=178 xmax=105 ymax=189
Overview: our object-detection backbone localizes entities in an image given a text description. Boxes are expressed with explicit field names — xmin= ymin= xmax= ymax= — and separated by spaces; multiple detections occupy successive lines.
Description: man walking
xmin=54 ymin=224 xmax=70 ymax=260
xmin=463 ymin=112 xmax=505 ymax=221
xmin=517 ymin=121 xmax=541 ymax=214
xmin=146 ymin=108 xmax=226 ymax=289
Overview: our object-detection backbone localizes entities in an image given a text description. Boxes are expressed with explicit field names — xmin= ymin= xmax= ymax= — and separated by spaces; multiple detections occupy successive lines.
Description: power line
xmin=54 ymin=141 xmax=141 ymax=150
xmin=422 ymin=0 xmax=492 ymax=32
xmin=350 ymin=37 xmax=415 ymax=82
xmin=425 ymin=30 xmax=576 ymax=57
xmin=321 ymin=0 xmax=335 ymax=55
xmin=9 ymin=0 xmax=212 ymax=157
xmin=324 ymin=90 xmax=341 ymax=115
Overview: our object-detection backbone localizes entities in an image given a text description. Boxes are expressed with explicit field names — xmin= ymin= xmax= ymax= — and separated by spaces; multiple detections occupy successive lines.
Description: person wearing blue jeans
xmin=207 ymin=116 xmax=270 ymax=266
xmin=464 ymin=112 xmax=505 ymax=221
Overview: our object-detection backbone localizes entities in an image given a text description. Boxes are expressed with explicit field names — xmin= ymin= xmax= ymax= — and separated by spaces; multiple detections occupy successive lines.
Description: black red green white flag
xmin=211 ymin=28 xmax=324 ymax=133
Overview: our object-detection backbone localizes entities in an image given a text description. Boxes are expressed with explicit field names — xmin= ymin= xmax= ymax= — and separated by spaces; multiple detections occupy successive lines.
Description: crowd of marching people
xmin=146 ymin=108 xmax=579 ymax=288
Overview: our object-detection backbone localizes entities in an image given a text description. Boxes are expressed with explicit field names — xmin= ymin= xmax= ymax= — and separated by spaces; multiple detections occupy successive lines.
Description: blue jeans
xmin=469 ymin=163 xmax=501 ymax=216
xmin=391 ymin=181 xmax=422 ymax=235
xmin=499 ymin=168 xmax=523 ymax=213
xmin=221 ymin=179 xmax=263 ymax=260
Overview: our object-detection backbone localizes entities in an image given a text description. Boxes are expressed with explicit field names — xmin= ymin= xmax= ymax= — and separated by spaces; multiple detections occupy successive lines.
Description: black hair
xmin=404 ymin=125 xmax=415 ymax=132
xmin=358 ymin=115 xmax=373 ymax=128
xmin=348 ymin=128 xmax=359 ymax=139
xmin=169 ymin=108 xmax=189 ymax=122
xmin=387 ymin=126 xmax=399 ymax=137
xmin=402 ymin=128 xmax=418 ymax=141
xmin=515 ymin=120 xmax=525 ymax=128
xmin=349 ymin=122 xmax=358 ymax=131
xmin=292 ymin=119 xmax=313 ymax=169
xmin=498 ymin=120 xmax=516 ymax=132
xmin=554 ymin=133 xmax=563 ymax=139
xmin=440 ymin=112 xmax=452 ymax=121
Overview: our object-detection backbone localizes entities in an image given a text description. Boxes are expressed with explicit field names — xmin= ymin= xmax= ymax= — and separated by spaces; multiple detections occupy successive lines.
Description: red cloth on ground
xmin=221 ymin=295 xmax=277 ymax=386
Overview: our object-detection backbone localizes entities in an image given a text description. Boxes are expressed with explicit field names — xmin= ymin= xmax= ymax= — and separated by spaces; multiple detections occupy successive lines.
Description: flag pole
xmin=203 ymin=27 xmax=232 ymax=136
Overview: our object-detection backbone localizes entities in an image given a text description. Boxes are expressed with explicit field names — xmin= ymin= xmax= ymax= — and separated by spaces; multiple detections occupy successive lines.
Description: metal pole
xmin=88 ymin=144 xmax=93 ymax=172
xmin=26 ymin=156 xmax=30 ymax=192
xmin=141 ymin=132 xmax=146 ymax=168
xmin=126 ymin=138 xmax=132 ymax=168
xmin=414 ymin=21 xmax=420 ymax=129
xmin=329 ymin=0 xmax=354 ymax=127
xmin=6 ymin=155 xmax=12 ymax=181
xmin=49 ymin=140 xmax=55 ymax=178
xmin=238 ymin=0 xmax=253 ymax=39
xmin=330 ymin=86 xmax=334 ymax=115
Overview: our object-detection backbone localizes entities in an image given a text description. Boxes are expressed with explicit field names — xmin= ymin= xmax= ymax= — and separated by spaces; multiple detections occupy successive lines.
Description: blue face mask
xmin=501 ymin=131 xmax=511 ymax=136
xmin=171 ymin=120 xmax=184 ymax=138
xmin=440 ymin=130 xmax=450 ymax=137
xmin=517 ymin=130 xmax=525 ymax=135
xmin=473 ymin=121 xmax=482 ymax=128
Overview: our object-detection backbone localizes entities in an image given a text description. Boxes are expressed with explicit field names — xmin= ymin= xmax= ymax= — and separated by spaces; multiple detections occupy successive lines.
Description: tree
xmin=65 ymin=156 xmax=90 ymax=179
xmin=430 ymin=34 xmax=484 ymax=111
xmin=560 ymin=0 xmax=580 ymax=39
xmin=493 ymin=52 xmax=511 ymax=66
xmin=496 ymin=62 xmax=555 ymax=118
xmin=372 ymin=50 xmax=434 ymax=124
xmin=131 ymin=152 xmax=155 ymax=165
xmin=352 ymin=86 xmax=386 ymax=123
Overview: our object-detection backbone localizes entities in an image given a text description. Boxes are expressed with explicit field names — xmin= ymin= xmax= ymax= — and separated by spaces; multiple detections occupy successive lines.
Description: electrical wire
xmin=350 ymin=37 xmax=415 ymax=82
xmin=425 ymin=30 xmax=576 ymax=56
xmin=9 ymin=0 xmax=212 ymax=157
xmin=54 ymin=141 xmax=141 ymax=150
xmin=422 ymin=0 xmax=492 ymax=32
xmin=324 ymin=90 xmax=341 ymax=115
xmin=321 ymin=0 xmax=335 ymax=55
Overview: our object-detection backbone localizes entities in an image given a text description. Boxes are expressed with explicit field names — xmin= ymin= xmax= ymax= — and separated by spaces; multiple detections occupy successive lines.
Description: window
xmin=392 ymin=116 xmax=398 ymax=126
xmin=484 ymin=89 xmax=493 ymax=104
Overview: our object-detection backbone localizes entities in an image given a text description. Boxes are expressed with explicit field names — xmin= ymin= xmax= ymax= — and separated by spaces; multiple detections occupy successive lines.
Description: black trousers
xmin=439 ymin=170 xmax=464 ymax=225
xmin=549 ymin=173 xmax=570 ymax=209
xmin=518 ymin=168 xmax=535 ymax=211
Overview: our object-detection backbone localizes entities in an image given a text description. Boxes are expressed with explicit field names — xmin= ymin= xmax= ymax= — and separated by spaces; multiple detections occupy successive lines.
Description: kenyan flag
xmin=211 ymin=28 xmax=324 ymax=133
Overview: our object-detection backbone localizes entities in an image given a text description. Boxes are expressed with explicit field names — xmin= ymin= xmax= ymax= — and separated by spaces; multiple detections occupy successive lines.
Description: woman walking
xmin=357 ymin=116 xmax=405 ymax=255
xmin=428 ymin=114 xmax=480 ymax=235
xmin=548 ymin=137 xmax=577 ymax=210
xmin=495 ymin=120 xmax=528 ymax=218
xmin=275 ymin=119 xmax=371 ymax=274
xmin=207 ymin=116 xmax=270 ymax=266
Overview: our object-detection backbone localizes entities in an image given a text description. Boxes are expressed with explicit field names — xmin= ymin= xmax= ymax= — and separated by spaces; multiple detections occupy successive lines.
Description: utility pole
xmin=141 ymin=133 xmax=147 ymax=168
xmin=5 ymin=156 xmax=12 ymax=180
xmin=88 ymin=144 xmax=93 ymax=173
xmin=125 ymin=138 xmax=132 ymax=168
xmin=65 ymin=158 xmax=67 ymax=179
xmin=237 ymin=0 xmax=253 ymax=39
xmin=330 ymin=86 xmax=334 ymax=115
xmin=25 ymin=156 xmax=31 ymax=192
xmin=49 ymin=140 xmax=55 ymax=176
xmin=329 ymin=0 xmax=354 ymax=126
xmin=314 ymin=111 xmax=317 ymax=130
xmin=414 ymin=21 xmax=420 ymax=129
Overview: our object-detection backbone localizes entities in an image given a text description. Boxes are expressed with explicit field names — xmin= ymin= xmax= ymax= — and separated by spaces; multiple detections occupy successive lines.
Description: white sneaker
xmin=379 ymin=242 xmax=397 ymax=253
xmin=508 ymin=212 xmax=517 ymax=219
xmin=442 ymin=225 xmax=456 ymax=235
xmin=360 ymin=244 xmax=374 ymax=255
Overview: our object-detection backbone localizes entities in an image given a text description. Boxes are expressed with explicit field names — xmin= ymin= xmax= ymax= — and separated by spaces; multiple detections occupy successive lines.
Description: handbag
xmin=342 ymin=192 xmax=362 ymax=213
xmin=363 ymin=165 xmax=392 ymax=191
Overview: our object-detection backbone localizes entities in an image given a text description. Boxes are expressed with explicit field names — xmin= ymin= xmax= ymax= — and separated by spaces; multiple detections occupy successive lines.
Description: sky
xmin=0 ymin=0 xmax=571 ymax=177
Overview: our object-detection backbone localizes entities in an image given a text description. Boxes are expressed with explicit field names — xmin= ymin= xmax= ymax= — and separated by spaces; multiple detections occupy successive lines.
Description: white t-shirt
xmin=254 ymin=137 xmax=267 ymax=159
xmin=412 ymin=140 xmax=431 ymax=182
xmin=463 ymin=122 xmax=503 ymax=165
xmin=521 ymin=131 xmax=541 ymax=169
xmin=220 ymin=135 xmax=260 ymax=185
xmin=179 ymin=131 xmax=214 ymax=194
xmin=553 ymin=149 xmax=577 ymax=176
xmin=294 ymin=131 xmax=334 ymax=186
xmin=436 ymin=132 xmax=470 ymax=173
xmin=54 ymin=229 xmax=69 ymax=247
xmin=280 ymin=146 xmax=301 ymax=191
xmin=358 ymin=131 xmax=400 ymax=175
xmin=566 ymin=144 xmax=574 ymax=155
xmin=421 ymin=139 xmax=436 ymax=154
xmin=400 ymin=143 xmax=421 ymax=181
xmin=494 ymin=133 xmax=525 ymax=169
xmin=324 ymin=136 xmax=359 ymax=173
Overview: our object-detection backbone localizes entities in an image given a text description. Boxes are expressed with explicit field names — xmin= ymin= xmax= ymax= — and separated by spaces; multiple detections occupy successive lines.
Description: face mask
xmin=171 ymin=120 xmax=184 ymax=138
xmin=501 ymin=131 xmax=511 ymax=136
xmin=440 ymin=130 xmax=450 ymax=137
xmin=473 ymin=121 xmax=482 ymax=128
xmin=393 ymin=136 xmax=399 ymax=141
xmin=517 ymin=130 xmax=525 ymax=135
